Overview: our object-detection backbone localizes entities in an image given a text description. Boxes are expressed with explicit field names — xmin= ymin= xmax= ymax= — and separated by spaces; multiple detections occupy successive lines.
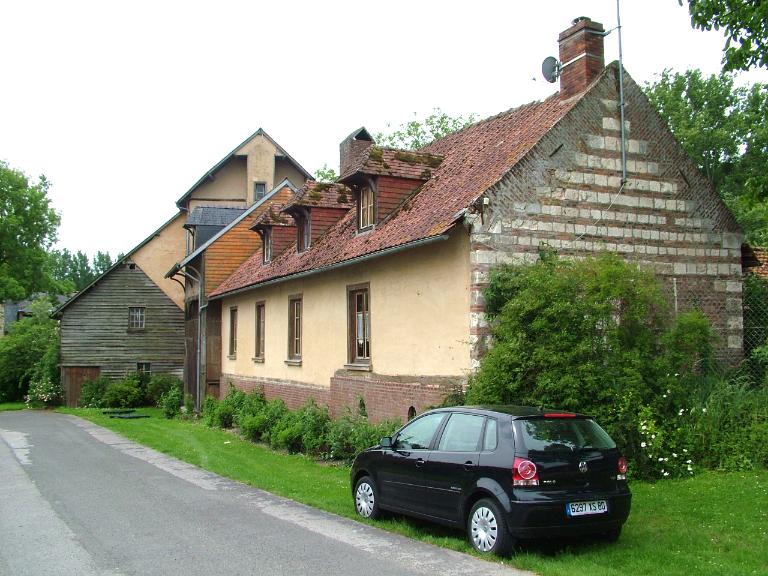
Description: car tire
xmin=467 ymin=498 xmax=514 ymax=556
xmin=603 ymin=526 xmax=622 ymax=542
xmin=354 ymin=476 xmax=381 ymax=519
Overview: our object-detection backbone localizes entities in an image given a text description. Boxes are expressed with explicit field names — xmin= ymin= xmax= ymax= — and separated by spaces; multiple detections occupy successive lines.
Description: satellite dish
xmin=541 ymin=56 xmax=561 ymax=83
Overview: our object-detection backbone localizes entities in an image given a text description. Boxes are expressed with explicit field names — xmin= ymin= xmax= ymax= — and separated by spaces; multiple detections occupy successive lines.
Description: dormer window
xmin=359 ymin=185 xmax=375 ymax=230
xmin=262 ymin=228 xmax=272 ymax=263
xmin=297 ymin=210 xmax=310 ymax=252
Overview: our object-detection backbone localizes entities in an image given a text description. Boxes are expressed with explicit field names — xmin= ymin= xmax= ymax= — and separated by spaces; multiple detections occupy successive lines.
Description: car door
xmin=376 ymin=412 xmax=446 ymax=515
xmin=421 ymin=413 xmax=486 ymax=522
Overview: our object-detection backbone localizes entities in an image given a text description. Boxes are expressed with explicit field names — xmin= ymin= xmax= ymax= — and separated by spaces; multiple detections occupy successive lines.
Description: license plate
xmin=566 ymin=500 xmax=608 ymax=516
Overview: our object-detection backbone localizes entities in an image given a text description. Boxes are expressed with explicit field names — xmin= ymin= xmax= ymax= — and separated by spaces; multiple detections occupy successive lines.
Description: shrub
xmin=215 ymin=402 xmax=236 ymax=429
xmin=269 ymin=399 xmax=331 ymax=455
xmin=25 ymin=375 xmax=64 ymax=408
xmin=146 ymin=374 xmax=183 ymax=406
xmin=0 ymin=298 xmax=58 ymax=402
xmin=202 ymin=395 xmax=219 ymax=427
xmin=160 ymin=381 xmax=184 ymax=419
xmin=235 ymin=389 xmax=267 ymax=425
xmin=240 ymin=398 xmax=288 ymax=443
xmin=326 ymin=412 xmax=401 ymax=461
xmin=102 ymin=375 xmax=144 ymax=408
xmin=79 ymin=376 xmax=109 ymax=408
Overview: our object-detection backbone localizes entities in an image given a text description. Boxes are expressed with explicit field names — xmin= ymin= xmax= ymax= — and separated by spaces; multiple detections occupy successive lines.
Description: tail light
xmin=513 ymin=457 xmax=539 ymax=486
xmin=617 ymin=456 xmax=628 ymax=481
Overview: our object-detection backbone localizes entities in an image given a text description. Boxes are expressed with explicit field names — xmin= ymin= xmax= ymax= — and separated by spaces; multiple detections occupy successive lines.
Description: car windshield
xmin=514 ymin=418 xmax=616 ymax=452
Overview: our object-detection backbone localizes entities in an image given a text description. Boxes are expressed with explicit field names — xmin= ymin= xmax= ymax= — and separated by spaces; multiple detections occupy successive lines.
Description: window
xmin=137 ymin=362 xmax=151 ymax=376
xmin=483 ymin=418 xmax=498 ymax=451
xmin=254 ymin=181 xmax=266 ymax=201
xmin=359 ymin=186 xmax=375 ymax=230
xmin=228 ymin=307 xmax=238 ymax=358
xmin=437 ymin=413 xmax=485 ymax=452
xmin=262 ymin=228 xmax=272 ymax=263
xmin=348 ymin=285 xmax=370 ymax=364
xmin=128 ymin=307 xmax=145 ymax=329
xmin=394 ymin=413 xmax=445 ymax=451
xmin=288 ymin=297 xmax=302 ymax=360
xmin=297 ymin=211 xmax=310 ymax=252
xmin=254 ymin=302 xmax=265 ymax=360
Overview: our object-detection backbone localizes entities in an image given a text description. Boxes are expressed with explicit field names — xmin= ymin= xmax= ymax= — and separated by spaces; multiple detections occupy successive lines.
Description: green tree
xmin=0 ymin=161 xmax=60 ymax=300
xmin=314 ymin=164 xmax=338 ymax=183
xmin=683 ymin=0 xmax=768 ymax=71
xmin=92 ymin=251 xmax=115 ymax=276
xmin=49 ymin=249 xmax=117 ymax=292
xmin=0 ymin=298 xmax=59 ymax=401
xmin=645 ymin=69 xmax=768 ymax=244
xmin=375 ymin=108 xmax=477 ymax=150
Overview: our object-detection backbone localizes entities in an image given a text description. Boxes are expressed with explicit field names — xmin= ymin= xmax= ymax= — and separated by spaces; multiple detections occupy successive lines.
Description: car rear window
xmin=514 ymin=418 xmax=616 ymax=452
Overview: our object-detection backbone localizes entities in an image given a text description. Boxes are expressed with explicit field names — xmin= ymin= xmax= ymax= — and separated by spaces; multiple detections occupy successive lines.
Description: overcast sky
xmin=3 ymin=0 xmax=767 ymax=259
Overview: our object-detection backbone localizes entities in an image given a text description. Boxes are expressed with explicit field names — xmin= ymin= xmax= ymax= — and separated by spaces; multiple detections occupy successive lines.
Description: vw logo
xmin=579 ymin=461 xmax=588 ymax=474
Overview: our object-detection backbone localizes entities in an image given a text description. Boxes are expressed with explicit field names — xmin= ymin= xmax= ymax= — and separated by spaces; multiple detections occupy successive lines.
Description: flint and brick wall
xmin=468 ymin=68 xmax=744 ymax=366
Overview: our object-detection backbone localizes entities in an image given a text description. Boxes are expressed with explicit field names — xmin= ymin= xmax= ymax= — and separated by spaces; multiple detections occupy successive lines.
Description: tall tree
xmin=92 ymin=251 xmax=115 ymax=276
xmin=645 ymin=69 xmax=768 ymax=244
xmin=0 ymin=161 xmax=60 ymax=300
xmin=683 ymin=0 xmax=768 ymax=71
xmin=49 ymin=249 xmax=118 ymax=292
xmin=375 ymin=108 xmax=477 ymax=150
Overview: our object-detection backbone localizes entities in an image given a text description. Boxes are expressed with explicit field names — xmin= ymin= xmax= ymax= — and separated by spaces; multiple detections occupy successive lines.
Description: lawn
xmin=57 ymin=407 xmax=768 ymax=575
xmin=0 ymin=402 xmax=26 ymax=412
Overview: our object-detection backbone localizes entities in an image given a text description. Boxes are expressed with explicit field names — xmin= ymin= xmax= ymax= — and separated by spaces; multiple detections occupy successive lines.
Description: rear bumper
xmin=505 ymin=491 xmax=631 ymax=539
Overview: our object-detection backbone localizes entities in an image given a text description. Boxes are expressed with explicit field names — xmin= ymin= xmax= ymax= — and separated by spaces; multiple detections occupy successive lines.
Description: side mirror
xmin=379 ymin=436 xmax=392 ymax=449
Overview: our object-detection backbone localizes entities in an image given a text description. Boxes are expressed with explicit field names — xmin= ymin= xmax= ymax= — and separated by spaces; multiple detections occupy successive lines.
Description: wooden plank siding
xmin=376 ymin=176 xmax=423 ymax=224
xmin=59 ymin=263 xmax=185 ymax=382
xmin=203 ymin=187 xmax=297 ymax=295
xmin=310 ymin=207 xmax=348 ymax=244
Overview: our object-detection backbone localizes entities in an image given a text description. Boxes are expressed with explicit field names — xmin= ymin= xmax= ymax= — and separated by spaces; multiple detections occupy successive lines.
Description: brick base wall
xmin=221 ymin=371 xmax=462 ymax=423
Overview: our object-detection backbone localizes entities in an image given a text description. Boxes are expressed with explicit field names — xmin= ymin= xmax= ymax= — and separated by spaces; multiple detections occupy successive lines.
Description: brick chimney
xmin=558 ymin=17 xmax=605 ymax=99
xmin=340 ymin=127 xmax=374 ymax=177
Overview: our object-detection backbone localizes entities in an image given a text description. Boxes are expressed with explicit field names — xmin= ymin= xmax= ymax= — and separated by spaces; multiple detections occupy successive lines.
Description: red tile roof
xmin=340 ymin=147 xmax=443 ymax=181
xmin=287 ymin=181 xmax=353 ymax=210
xmin=211 ymin=92 xmax=579 ymax=298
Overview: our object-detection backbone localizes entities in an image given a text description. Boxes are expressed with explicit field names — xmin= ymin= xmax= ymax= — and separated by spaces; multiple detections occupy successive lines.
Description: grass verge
xmin=0 ymin=402 xmax=26 ymax=412
xmin=57 ymin=407 xmax=768 ymax=575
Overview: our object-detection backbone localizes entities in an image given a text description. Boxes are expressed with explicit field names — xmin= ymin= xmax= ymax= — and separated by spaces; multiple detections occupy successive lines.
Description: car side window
xmin=483 ymin=418 xmax=498 ymax=451
xmin=395 ymin=413 xmax=445 ymax=450
xmin=437 ymin=413 xmax=485 ymax=452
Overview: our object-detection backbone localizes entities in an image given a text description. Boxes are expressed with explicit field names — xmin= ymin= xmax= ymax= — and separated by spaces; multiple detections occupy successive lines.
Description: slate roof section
xmin=339 ymin=147 xmax=443 ymax=181
xmin=185 ymin=206 xmax=246 ymax=228
xmin=211 ymin=85 xmax=581 ymax=299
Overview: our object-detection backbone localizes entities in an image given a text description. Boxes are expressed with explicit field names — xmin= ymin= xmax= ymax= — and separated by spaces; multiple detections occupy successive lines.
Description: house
xmin=168 ymin=130 xmax=313 ymax=408
xmin=56 ymin=129 xmax=312 ymax=407
xmin=55 ymin=212 xmax=188 ymax=406
xmin=207 ymin=17 xmax=746 ymax=423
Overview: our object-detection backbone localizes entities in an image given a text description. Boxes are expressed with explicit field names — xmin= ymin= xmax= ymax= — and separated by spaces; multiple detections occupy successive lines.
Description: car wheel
xmin=467 ymin=498 xmax=513 ymax=556
xmin=603 ymin=526 xmax=622 ymax=542
xmin=354 ymin=476 xmax=381 ymax=519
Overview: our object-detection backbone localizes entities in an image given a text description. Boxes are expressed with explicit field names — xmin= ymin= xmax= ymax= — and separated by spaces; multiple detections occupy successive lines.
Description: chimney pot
xmin=558 ymin=17 xmax=605 ymax=99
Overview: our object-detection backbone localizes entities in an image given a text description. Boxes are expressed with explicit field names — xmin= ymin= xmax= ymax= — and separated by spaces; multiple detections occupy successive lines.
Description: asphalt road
xmin=0 ymin=411 xmax=530 ymax=576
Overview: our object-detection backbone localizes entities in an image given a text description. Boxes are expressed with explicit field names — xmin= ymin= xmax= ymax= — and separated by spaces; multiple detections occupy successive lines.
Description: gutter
xmin=209 ymin=233 xmax=451 ymax=301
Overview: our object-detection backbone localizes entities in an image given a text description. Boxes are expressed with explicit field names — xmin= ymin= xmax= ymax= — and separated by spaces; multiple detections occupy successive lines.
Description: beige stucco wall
xmin=275 ymin=157 xmax=307 ymax=190
xmin=219 ymin=228 xmax=472 ymax=387
xmin=189 ymin=156 xmax=248 ymax=206
xmin=237 ymin=134 xmax=278 ymax=205
xmin=132 ymin=212 xmax=187 ymax=308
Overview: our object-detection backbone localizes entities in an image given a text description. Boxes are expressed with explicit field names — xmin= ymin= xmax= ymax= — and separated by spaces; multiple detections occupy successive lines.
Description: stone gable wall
xmin=468 ymin=68 xmax=744 ymax=367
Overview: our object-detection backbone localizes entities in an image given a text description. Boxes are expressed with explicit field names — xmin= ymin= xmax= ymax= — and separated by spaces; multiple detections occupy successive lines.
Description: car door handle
xmin=464 ymin=461 xmax=476 ymax=471
xmin=415 ymin=458 xmax=425 ymax=467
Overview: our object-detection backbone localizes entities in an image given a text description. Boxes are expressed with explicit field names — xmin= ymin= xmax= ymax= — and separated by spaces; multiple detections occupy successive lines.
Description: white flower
xmin=674 ymin=374 xmax=679 ymax=377
xmin=683 ymin=448 xmax=688 ymax=453
xmin=641 ymin=425 xmax=647 ymax=430
xmin=687 ymin=465 xmax=693 ymax=472
xmin=664 ymin=457 xmax=668 ymax=462
xmin=667 ymin=388 xmax=671 ymax=393
xmin=651 ymin=434 xmax=656 ymax=439
xmin=702 ymin=408 xmax=707 ymax=413
xmin=641 ymin=442 xmax=647 ymax=448
xmin=678 ymin=409 xmax=684 ymax=415
xmin=664 ymin=471 xmax=670 ymax=477
xmin=663 ymin=394 xmax=667 ymax=398
xmin=672 ymin=453 xmax=678 ymax=458
xmin=686 ymin=459 xmax=692 ymax=464
xmin=658 ymin=457 xmax=664 ymax=462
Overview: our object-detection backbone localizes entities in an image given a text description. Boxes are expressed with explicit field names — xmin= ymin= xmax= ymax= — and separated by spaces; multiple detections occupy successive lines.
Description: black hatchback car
xmin=351 ymin=406 xmax=631 ymax=555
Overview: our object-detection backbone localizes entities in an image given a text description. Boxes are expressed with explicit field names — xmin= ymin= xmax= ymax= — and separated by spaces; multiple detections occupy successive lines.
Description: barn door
xmin=62 ymin=366 xmax=101 ymax=407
